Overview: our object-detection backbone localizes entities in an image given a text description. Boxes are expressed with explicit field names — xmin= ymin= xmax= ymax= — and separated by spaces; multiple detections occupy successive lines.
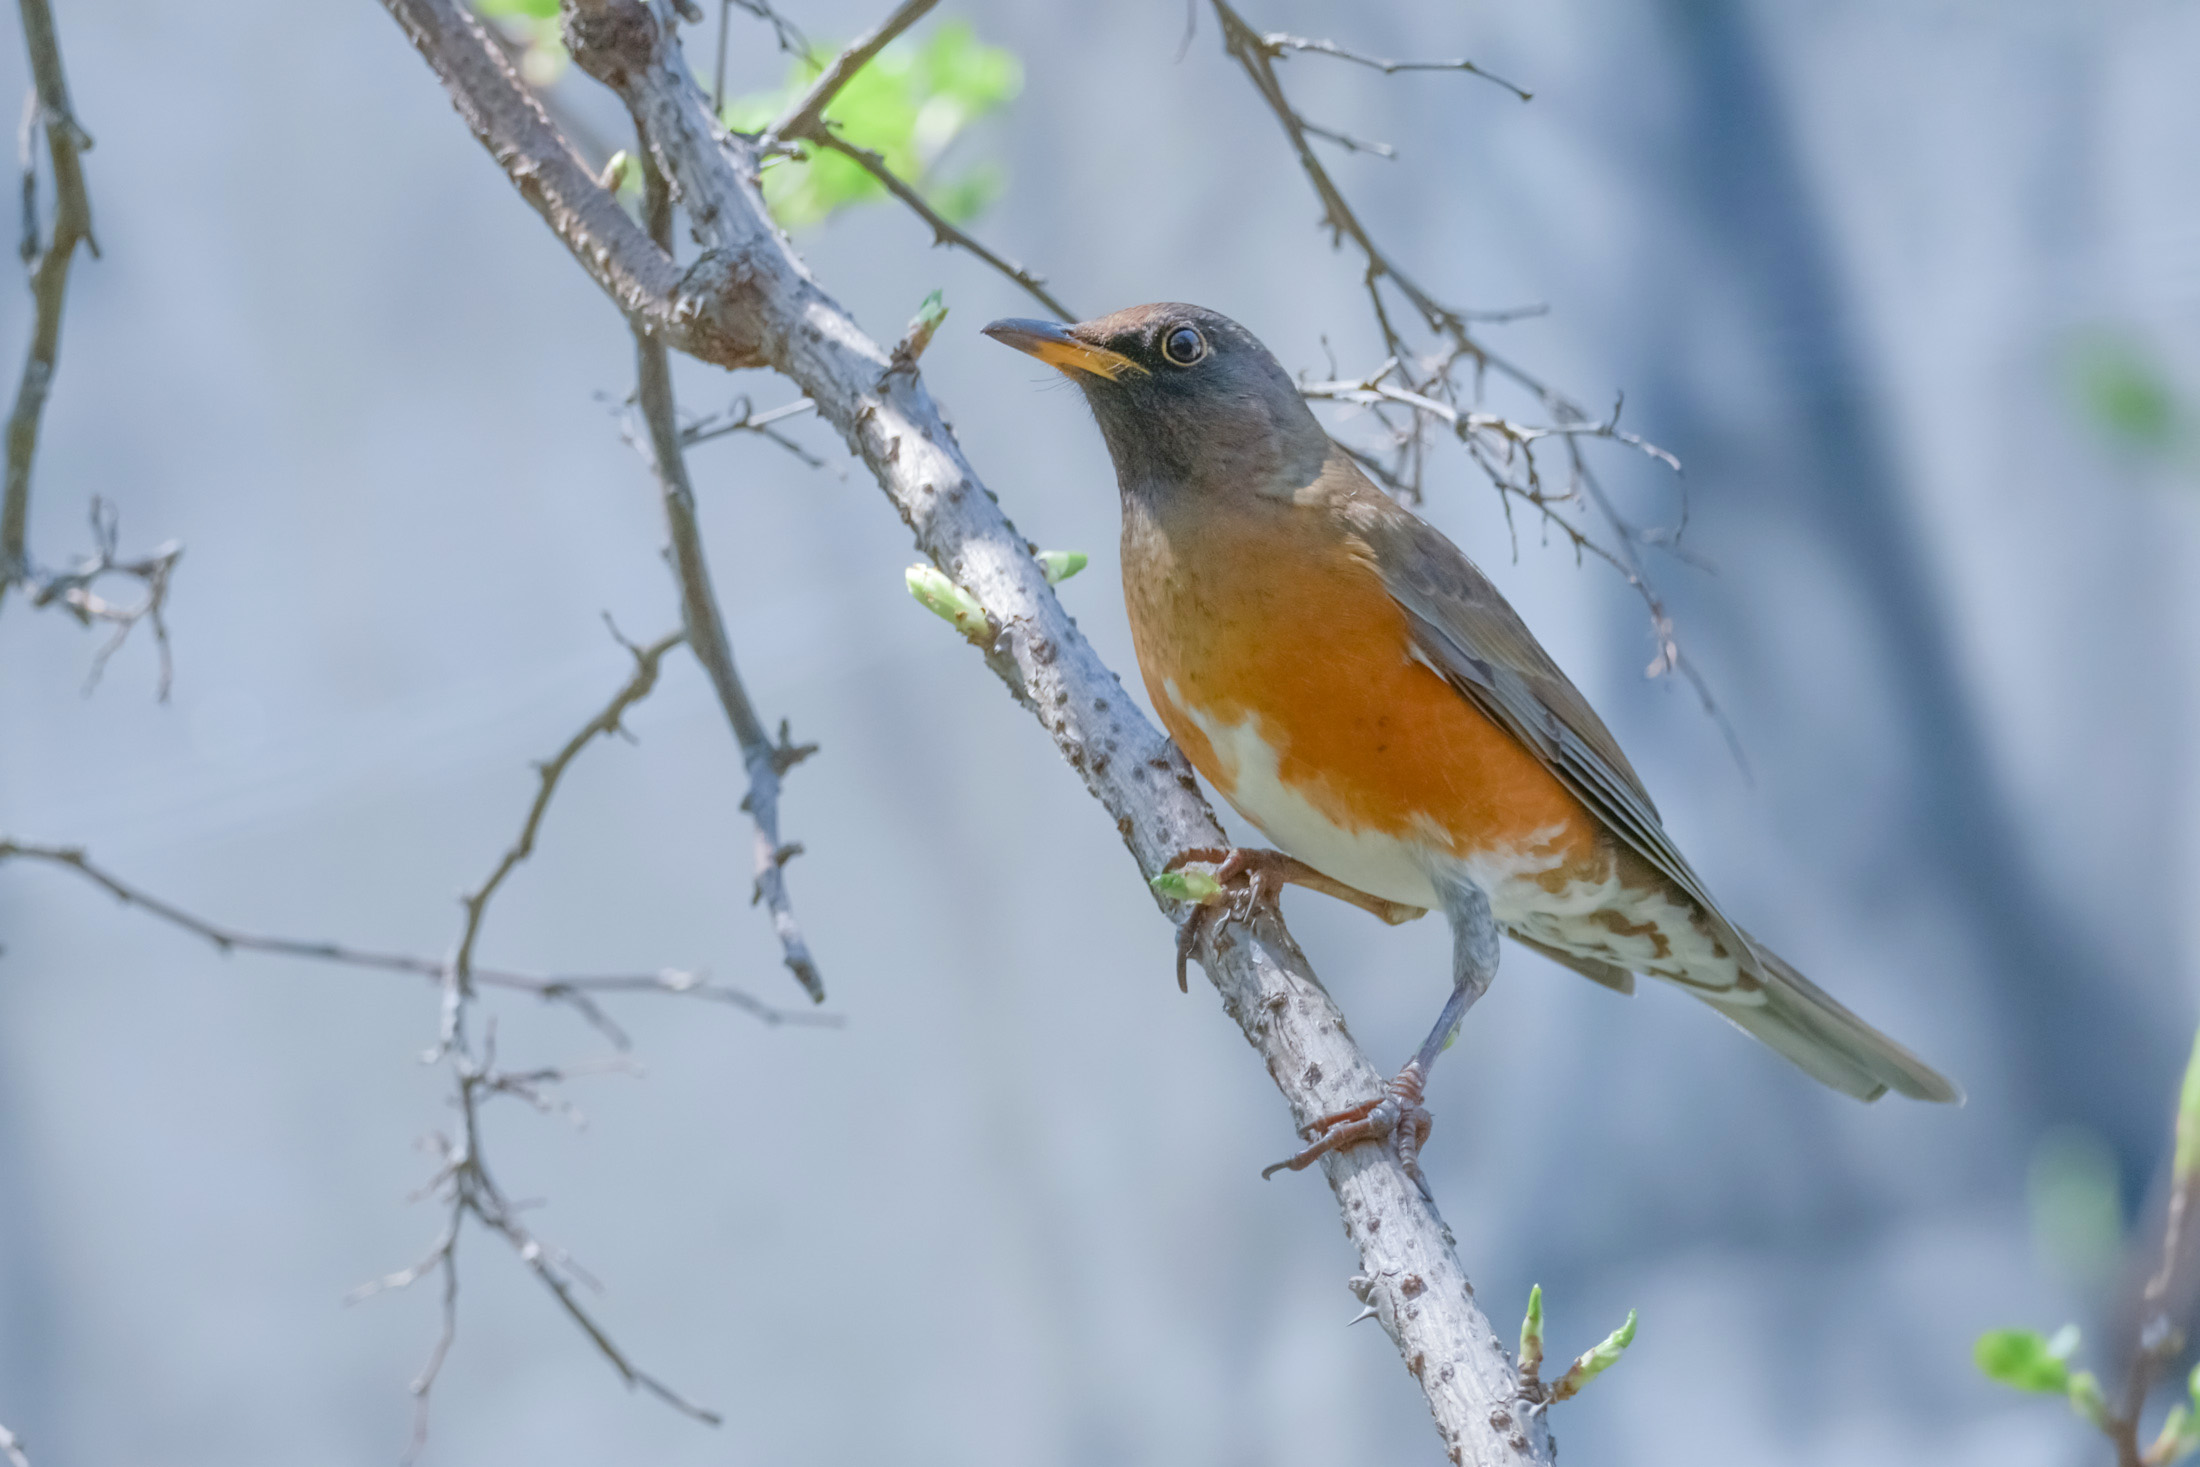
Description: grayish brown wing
xmin=1319 ymin=463 xmax=1760 ymax=981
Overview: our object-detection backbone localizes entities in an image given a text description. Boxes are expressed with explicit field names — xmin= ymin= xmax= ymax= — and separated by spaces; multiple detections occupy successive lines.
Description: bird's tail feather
xmin=1712 ymin=934 xmax=1963 ymax=1104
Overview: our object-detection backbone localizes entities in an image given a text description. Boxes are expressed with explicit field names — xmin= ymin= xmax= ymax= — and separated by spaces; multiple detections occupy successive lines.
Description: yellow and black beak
xmin=982 ymin=318 xmax=1148 ymax=382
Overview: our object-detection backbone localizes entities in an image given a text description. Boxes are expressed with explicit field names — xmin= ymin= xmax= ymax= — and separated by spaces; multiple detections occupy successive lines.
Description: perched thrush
xmin=985 ymin=304 xmax=1959 ymax=1180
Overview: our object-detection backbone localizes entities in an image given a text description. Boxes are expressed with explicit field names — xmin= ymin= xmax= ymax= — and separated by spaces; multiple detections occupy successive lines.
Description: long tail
xmin=1712 ymin=934 xmax=1963 ymax=1104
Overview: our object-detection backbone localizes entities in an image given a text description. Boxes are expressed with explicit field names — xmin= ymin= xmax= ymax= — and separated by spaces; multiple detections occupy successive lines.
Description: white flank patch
xmin=1166 ymin=685 xmax=1750 ymax=996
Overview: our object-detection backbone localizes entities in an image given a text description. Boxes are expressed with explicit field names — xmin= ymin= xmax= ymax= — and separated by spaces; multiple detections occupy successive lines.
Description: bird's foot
xmin=1163 ymin=846 xmax=1425 ymax=993
xmin=1261 ymin=1062 xmax=1434 ymax=1191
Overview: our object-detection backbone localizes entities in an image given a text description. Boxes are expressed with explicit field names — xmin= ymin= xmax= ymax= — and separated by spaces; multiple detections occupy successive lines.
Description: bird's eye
xmin=1161 ymin=324 xmax=1207 ymax=366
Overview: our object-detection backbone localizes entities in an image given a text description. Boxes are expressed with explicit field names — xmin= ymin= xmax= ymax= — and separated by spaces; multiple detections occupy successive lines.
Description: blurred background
xmin=3 ymin=0 xmax=2196 ymax=1462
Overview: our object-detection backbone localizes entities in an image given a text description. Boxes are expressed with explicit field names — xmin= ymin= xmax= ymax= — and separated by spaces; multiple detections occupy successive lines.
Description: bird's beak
xmin=982 ymin=318 xmax=1147 ymax=381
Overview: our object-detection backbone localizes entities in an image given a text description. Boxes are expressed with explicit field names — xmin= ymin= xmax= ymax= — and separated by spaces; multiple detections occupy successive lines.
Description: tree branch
xmin=804 ymin=130 xmax=1073 ymax=319
xmin=762 ymin=0 xmax=934 ymax=143
xmin=1 ymin=0 xmax=94 ymax=609
xmin=380 ymin=0 xmax=766 ymax=371
xmin=421 ymin=3 xmax=1548 ymax=1456
xmin=629 ymin=147 xmax=824 ymax=1003
xmin=452 ymin=624 xmax=684 ymax=996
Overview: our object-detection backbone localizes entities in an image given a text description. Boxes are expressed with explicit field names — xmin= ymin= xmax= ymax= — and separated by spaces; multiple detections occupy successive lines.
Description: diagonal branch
xmin=752 ymin=0 xmax=1070 ymax=320
xmin=452 ymin=624 xmax=684 ymax=991
xmin=383 ymin=0 xmax=765 ymax=371
xmin=762 ymin=0 xmax=934 ymax=143
xmin=805 ymin=130 xmax=1073 ymax=319
xmin=630 ymin=148 xmax=823 ymax=1004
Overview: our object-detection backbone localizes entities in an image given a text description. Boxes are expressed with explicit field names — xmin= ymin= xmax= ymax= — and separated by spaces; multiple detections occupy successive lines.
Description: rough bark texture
xmin=383 ymin=0 xmax=1554 ymax=1457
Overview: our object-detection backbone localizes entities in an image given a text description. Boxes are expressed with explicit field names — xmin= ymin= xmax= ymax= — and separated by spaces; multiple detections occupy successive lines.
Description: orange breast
xmin=1122 ymin=497 xmax=1602 ymax=870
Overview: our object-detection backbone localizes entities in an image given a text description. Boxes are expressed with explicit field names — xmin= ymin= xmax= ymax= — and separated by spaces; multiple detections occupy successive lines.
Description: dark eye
xmin=1161 ymin=324 xmax=1207 ymax=366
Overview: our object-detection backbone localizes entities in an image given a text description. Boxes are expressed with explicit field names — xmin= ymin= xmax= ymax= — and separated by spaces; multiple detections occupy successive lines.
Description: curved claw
xmin=1263 ymin=1064 xmax=1433 ymax=1192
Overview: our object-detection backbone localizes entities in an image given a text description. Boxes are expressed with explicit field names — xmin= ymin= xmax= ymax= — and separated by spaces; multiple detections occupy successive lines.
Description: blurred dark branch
xmin=630 ymin=147 xmax=824 ymax=1004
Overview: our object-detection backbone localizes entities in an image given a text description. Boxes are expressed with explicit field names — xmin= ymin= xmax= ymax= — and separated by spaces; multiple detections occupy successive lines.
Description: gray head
xmin=983 ymin=303 xmax=1329 ymax=502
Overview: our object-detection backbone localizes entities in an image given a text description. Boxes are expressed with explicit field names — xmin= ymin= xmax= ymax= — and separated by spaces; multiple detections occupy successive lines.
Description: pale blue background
xmin=3 ymin=1 xmax=2197 ymax=1462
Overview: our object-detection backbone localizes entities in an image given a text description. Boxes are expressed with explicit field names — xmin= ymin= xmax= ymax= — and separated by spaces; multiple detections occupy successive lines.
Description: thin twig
xmin=762 ymin=0 xmax=935 ymax=144
xmin=807 ymin=131 xmax=1072 ymax=319
xmin=631 ymin=147 xmax=825 ymax=1003
xmin=680 ymin=392 xmax=822 ymax=463
xmin=751 ymin=0 xmax=1071 ymax=321
xmin=451 ymin=624 xmax=685 ymax=994
xmin=1259 ymin=30 xmax=1531 ymax=101
xmin=1211 ymin=0 xmax=1745 ymax=764
xmin=0 ymin=838 xmax=832 ymax=1036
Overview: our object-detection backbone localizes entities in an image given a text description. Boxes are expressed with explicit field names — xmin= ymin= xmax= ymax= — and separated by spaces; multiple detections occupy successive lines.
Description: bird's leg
xmin=1164 ymin=846 xmax=1424 ymax=992
xmin=1263 ymin=874 xmax=1498 ymax=1193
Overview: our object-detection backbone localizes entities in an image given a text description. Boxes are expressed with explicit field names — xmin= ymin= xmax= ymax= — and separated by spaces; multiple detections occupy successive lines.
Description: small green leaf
xmin=1036 ymin=550 xmax=1087 ymax=584
xmin=601 ymin=149 xmax=632 ymax=194
xmin=1549 ymin=1310 xmax=1635 ymax=1402
xmin=894 ymin=289 xmax=950 ymax=365
xmin=729 ymin=21 xmax=1023 ymax=228
xmin=905 ymin=564 xmax=991 ymax=640
xmin=1151 ymin=870 xmax=1223 ymax=904
xmin=1974 ymin=1328 xmax=2073 ymax=1394
xmin=1518 ymin=1284 xmax=1546 ymax=1378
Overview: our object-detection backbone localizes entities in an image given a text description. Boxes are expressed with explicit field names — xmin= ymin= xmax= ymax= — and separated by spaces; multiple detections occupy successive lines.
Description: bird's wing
xmin=1325 ymin=466 xmax=1759 ymax=975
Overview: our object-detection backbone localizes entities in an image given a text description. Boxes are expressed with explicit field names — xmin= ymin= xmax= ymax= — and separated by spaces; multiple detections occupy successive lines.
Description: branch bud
xmin=1150 ymin=869 xmax=1224 ymax=904
xmin=1549 ymin=1309 xmax=1637 ymax=1402
xmin=1036 ymin=549 xmax=1088 ymax=584
xmin=905 ymin=564 xmax=992 ymax=642
xmin=1518 ymin=1283 xmax=1546 ymax=1381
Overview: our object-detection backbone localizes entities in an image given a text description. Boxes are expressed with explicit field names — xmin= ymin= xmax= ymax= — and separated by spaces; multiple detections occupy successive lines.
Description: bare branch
xmin=1211 ymin=1 xmax=1746 ymax=766
xmin=762 ymin=0 xmax=935 ymax=145
xmin=680 ymin=391 xmax=822 ymax=463
xmin=1258 ymin=30 xmax=1531 ymax=101
xmin=1 ymin=0 xmax=95 ymax=611
xmin=2 ymin=0 xmax=180 ymax=695
xmin=452 ymin=625 xmax=684 ymax=992
xmin=793 ymin=100 xmax=1072 ymax=320
xmin=383 ymin=0 xmax=765 ymax=371
xmin=0 ymin=843 xmax=830 ymax=1033
xmin=630 ymin=148 xmax=824 ymax=1003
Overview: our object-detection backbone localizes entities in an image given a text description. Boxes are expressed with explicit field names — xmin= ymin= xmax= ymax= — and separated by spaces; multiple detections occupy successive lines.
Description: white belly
xmin=1168 ymin=686 xmax=1748 ymax=993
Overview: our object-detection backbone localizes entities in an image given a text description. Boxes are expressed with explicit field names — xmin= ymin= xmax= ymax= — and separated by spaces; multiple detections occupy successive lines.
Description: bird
xmin=983 ymin=303 xmax=1961 ymax=1183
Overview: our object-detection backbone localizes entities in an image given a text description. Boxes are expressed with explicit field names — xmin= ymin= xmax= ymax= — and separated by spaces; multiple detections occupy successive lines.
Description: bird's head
xmin=983 ymin=303 xmax=1329 ymax=503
